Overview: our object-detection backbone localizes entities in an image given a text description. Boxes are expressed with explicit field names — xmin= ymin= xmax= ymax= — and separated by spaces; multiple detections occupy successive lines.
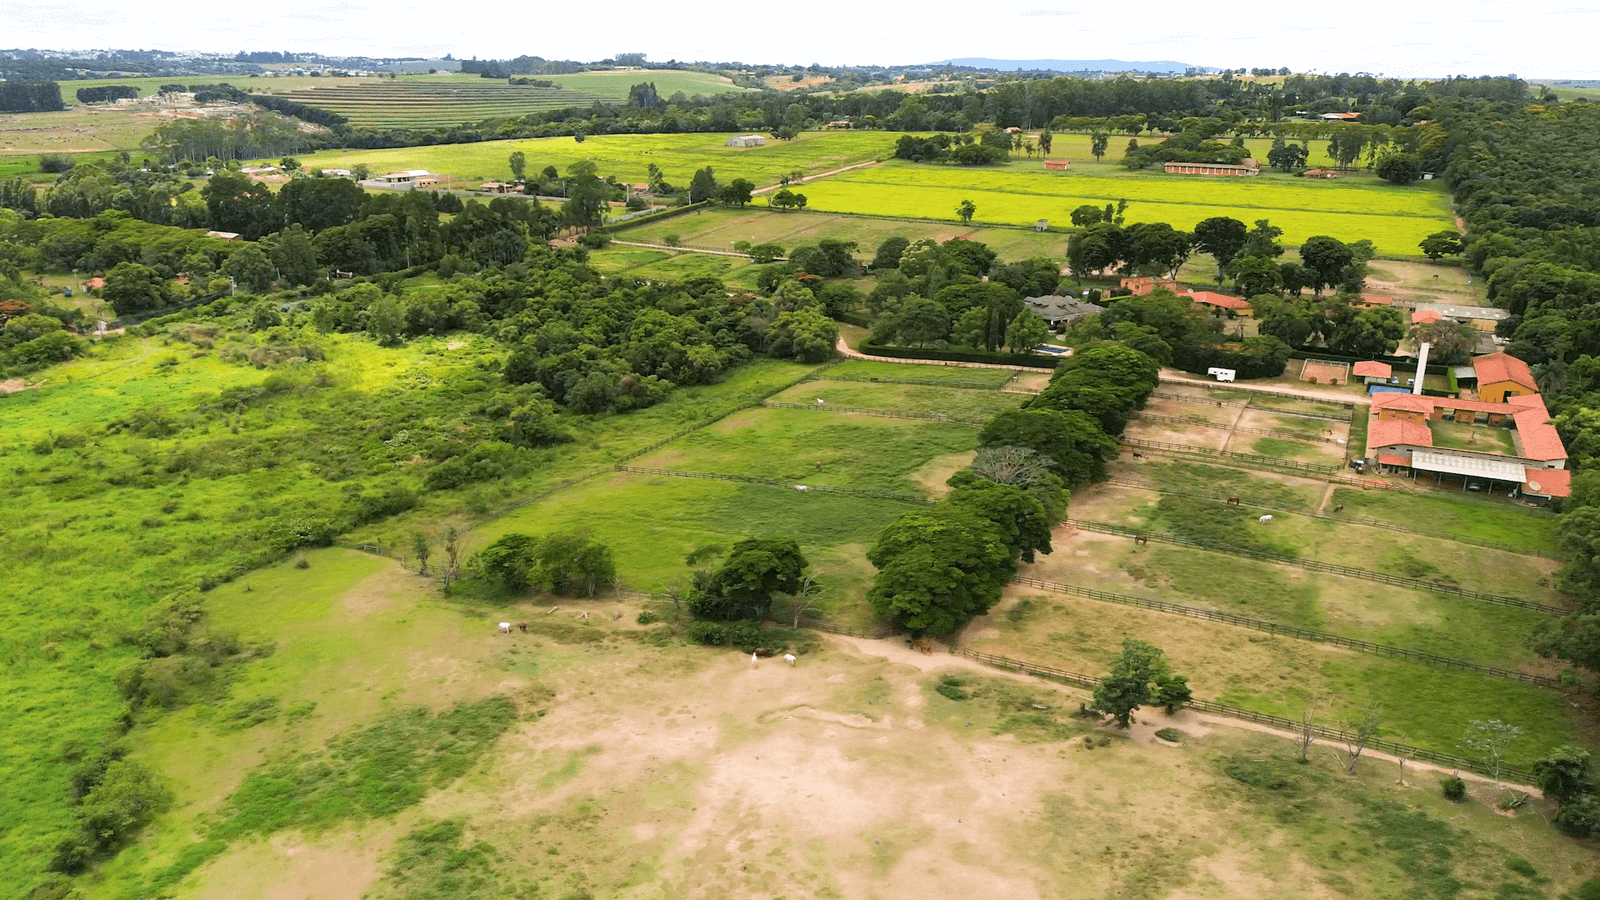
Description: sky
xmin=3 ymin=0 xmax=1598 ymax=79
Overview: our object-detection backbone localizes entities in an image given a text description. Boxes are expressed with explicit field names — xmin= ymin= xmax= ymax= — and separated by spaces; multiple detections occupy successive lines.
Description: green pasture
xmin=1329 ymin=486 xmax=1559 ymax=553
xmin=273 ymin=82 xmax=610 ymax=129
xmin=53 ymin=74 xmax=384 ymax=105
xmin=629 ymin=406 xmax=982 ymax=494
xmin=294 ymin=131 xmax=898 ymax=191
xmin=0 ymin=105 xmax=162 ymax=154
xmin=976 ymin=591 xmax=1588 ymax=768
xmin=794 ymin=160 xmax=1455 ymax=255
xmin=767 ymin=379 xmax=1025 ymax=419
xmin=474 ymin=473 xmax=903 ymax=624
xmin=612 ymin=206 xmax=1067 ymax=260
xmin=537 ymin=70 xmax=749 ymax=99
xmin=826 ymin=359 xmax=1020 ymax=386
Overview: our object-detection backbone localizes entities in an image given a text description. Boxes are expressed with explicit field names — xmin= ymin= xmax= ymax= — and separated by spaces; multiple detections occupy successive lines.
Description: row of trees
xmin=864 ymin=343 xmax=1160 ymax=634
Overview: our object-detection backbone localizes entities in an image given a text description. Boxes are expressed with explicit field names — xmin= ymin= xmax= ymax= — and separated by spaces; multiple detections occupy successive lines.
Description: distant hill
xmin=932 ymin=58 xmax=1199 ymax=74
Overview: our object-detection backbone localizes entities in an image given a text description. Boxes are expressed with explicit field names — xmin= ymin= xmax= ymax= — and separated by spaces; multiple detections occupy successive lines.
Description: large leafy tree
xmin=945 ymin=471 xmax=1054 ymax=562
xmin=691 ymin=539 xmax=809 ymax=621
xmin=1192 ymin=216 xmax=1248 ymax=286
xmin=1298 ymin=235 xmax=1355 ymax=295
xmin=101 ymin=262 xmax=173 ymax=316
xmin=866 ymin=508 xmax=1013 ymax=635
xmin=978 ymin=408 xmax=1118 ymax=488
xmin=1091 ymin=639 xmax=1189 ymax=727
xmin=1125 ymin=222 xmax=1191 ymax=278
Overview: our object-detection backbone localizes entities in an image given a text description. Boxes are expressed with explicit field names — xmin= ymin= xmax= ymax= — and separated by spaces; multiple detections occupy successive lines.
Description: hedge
xmin=1173 ymin=338 xmax=1292 ymax=379
xmin=857 ymin=341 xmax=1061 ymax=369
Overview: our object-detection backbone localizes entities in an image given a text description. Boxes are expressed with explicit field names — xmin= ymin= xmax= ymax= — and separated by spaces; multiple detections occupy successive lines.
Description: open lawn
xmin=970 ymin=588 xmax=1591 ymax=768
xmin=768 ymin=379 xmax=1026 ymax=419
xmin=294 ymin=131 xmax=899 ymax=193
xmin=794 ymin=160 xmax=1455 ymax=256
xmin=1428 ymin=419 xmax=1519 ymax=454
xmin=629 ymin=406 xmax=983 ymax=495
xmin=86 ymin=552 xmax=1600 ymax=900
xmin=0 ymin=104 xmax=173 ymax=154
xmin=826 ymin=359 xmax=1021 ymax=386
xmin=1329 ymin=486 xmax=1559 ymax=553
xmin=537 ymin=70 xmax=750 ymax=99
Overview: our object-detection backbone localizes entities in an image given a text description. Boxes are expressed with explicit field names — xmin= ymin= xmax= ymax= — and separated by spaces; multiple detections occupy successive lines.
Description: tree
xmin=956 ymin=198 xmax=977 ymax=225
xmin=872 ymin=236 xmax=910 ymax=270
xmin=1125 ymin=222 xmax=1191 ymax=278
xmin=1460 ymin=718 xmax=1523 ymax=785
xmin=717 ymin=178 xmax=755 ymax=207
xmin=689 ymin=167 xmax=718 ymax=203
xmin=784 ymin=575 xmax=823 ymax=628
xmin=1266 ymin=138 xmax=1308 ymax=172
xmin=1090 ymin=132 xmax=1109 ymax=162
xmin=508 ymin=151 xmax=526 ymax=182
xmin=1294 ymin=700 xmax=1319 ymax=763
xmin=1067 ymin=223 xmax=1127 ymax=280
xmin=562 ymin=160 xmax=608 ymax=229
xmin=1070 ymin=204 xmax=1104 ymax=227
xmin=1336 ymin=703 xmax=1383 ymax=774
xmin=1091 ymin=639 xmax=1182 ymax=728
xmin=1228 ymin=255 xmax=1283 ymax=297
xmin=978 ymin=408 xmax=1118 ymax=488
xmin=1418 ymin=230 xmax=1464 ymax=261
xmin=691 ymin=539 xmax=808 ymax=621
xmin=1375 ymin=152 xmax=1424 ymax=185
xmin=1532 ymin=746 xmax=1593 ymax=806
xmin=866 ymin=507 xmax=1014 ymax=635
xmin=412 ymin=530 xmax=432 ymax=575
xmin=102 ymin=262 xmax=173 ymax=316
xmin=1298 ymin=235 xmax=1354 ymax=295
xmin=1038 ymin=129 xmax=1053 ymax=154
xmin=1242 ymin=219 xmax=1284 ymax=258
xmin=945 ymin=470 xmax=1054 ymax=562
xmin=223 ymin=244 xmax=275 ymax=294
xmin=1192 ymin=216 xmax=1248 ymax=286
xmin=1005 ymin=310 xmax=1051 ymax=353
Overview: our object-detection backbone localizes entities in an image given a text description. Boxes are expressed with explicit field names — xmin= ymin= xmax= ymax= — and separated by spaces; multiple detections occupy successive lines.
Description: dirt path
xmin=751 ymin=160 xmax=880 ymax=195
xmin=1316 ymin=482 xmax=1338 ymax=513
xmin=828 ymin=634 xmax=1542 ymax=794
xmin=609 ymin=240 xmax=769 ymax=259
xmin=1159 ymin=369 xmax=1368 ymax=406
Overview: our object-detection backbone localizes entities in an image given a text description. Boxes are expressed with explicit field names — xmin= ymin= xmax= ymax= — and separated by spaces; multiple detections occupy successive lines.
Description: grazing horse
xmin=497 ymin=622 xmax=511 ymax=633
xmin=1226 ymin=497 xmax=1241 ymax=506
xmin=1333 ymin=504 xmax=1345 ymax=513
xmin=1133 ymin=535 xmax=1149 ymax=546
xmin=516 ymin=622 xmax=528 ymax=633
xmin=1131 ymin=451 xmax=1144 ymax=459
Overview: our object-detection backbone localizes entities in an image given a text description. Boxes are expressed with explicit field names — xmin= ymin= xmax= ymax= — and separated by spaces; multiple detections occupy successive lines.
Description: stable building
xmin=1162 ymin=158 xmax=1261 ymax=176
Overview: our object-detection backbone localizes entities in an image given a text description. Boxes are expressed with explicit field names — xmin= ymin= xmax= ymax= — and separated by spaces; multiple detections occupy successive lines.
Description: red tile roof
xmin=1513 ymin=409 xmax=1568 ymax=461
xmin=1353 ymin=361 xmax=1392 ymax=377
xmin=1507 ymin=393 xmax=1548 ymax=413
xmin=1373 ymin=393 xmax=1435 ymax=414
xmin=1473 ymin=352 xmax=1539 ymax=392
xmin=1378 ymin=453 xmax=1413 ymax=466
xmin=1369 ymin=418 xmax=1434 ymax=448
xmin=1523 ymin=468 xmax=1572 ymax=498
xmin=1412 ymin=309 xmax=1443 ymax=324
xmin=1182 ymin=290 xmax=1252 ymax=310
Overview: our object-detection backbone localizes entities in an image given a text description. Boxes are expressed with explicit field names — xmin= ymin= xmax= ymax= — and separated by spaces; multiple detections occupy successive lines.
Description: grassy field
xmin=293 ymin=130 xmax=899 ymax=190
xmin=1329 ymin=485 xmax=1560 ymax=553
xmin=88 ymin=551 xmax=1600 ymax=900
xmin=795 ymin=159 xmax=1455 ymax=255
xmin=767 ymin=379 xmax=1027 ymax=419
xmin=537 ymin=70 xmax=749 ymax=99
xmin=825 ymin=359 xmax=1021 ymax=386
xmin=272 ymin=82 xmax=612 ymax=129
xmin=0 ymin=104 xmax=169 ymax=155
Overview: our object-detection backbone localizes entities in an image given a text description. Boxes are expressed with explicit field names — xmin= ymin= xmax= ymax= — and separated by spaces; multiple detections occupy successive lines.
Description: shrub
xmin=1571 ymin=878 xmax=1600 ymax=900
xmin=635 ymin=610 xmax=659 ymax=625
xmin=686 ymin=620 xmax=766 ymax=651
xmin=1441 ymin=774 xmax=1467 ymax=801
xmin=1155 ymin=727 xmax=1183 ymax=743
xmin=1554 ymin=795 xmax=1600 ymax=838
xmin=935 ymin=677 xmax=968 ymax=701
xmin=1503 ymin=857 xmax=1537 ymax=879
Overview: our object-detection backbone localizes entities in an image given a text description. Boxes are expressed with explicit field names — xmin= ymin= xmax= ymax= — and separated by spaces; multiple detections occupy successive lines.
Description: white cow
xmin=784 ymin=653 xmax=797 ymax=666
xmin=1258 ymin=515 xmax=1274 ymax=523
xmin=497 ymin=622 xmax=512 ymax=633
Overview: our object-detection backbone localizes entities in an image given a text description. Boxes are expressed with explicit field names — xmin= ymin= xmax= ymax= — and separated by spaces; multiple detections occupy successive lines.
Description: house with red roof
xmin=1353 ymin=361 xmax=1392 ymax=384
xmin=1362 ymin=351 xmax=1568 ymax=502
xmin=1411 ymin=309 xmax=1442 ymax=325
xmin=1181 ymin=290 xmax=1252 ymax=317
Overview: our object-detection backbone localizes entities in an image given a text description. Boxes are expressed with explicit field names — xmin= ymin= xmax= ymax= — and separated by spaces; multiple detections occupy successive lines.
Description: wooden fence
xmin=1065 ymin=518 xmax=1567 ymax=614
xmin=1128 ymin=410 xmax=1344 ymax=445
xmin=1010 ymin=575 xmax=1563 ymax=687
xmin=1120 ymin=436 xmax=1343 ymax=475
xmin=1101 ymin=476 xmax=1559 ymax=558
xmin=957 ymin=648 xmax=1535 ymax=783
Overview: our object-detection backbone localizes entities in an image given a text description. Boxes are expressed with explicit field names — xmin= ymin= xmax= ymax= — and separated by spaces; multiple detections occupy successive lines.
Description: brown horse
xmin=1134 ymin=535 xmax=1150 ymax=546
xmin=1226 ymin=497 xmax=1241 ymax=506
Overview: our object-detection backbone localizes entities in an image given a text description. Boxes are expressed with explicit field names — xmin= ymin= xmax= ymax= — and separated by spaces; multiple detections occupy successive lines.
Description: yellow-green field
xmin=292 ymin=130 xmax=900 ymax=188
xmin=795 ymin=160 xmax=1454 ymax=255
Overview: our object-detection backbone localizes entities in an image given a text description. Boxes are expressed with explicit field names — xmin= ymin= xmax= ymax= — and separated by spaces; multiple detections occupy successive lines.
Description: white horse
xmin=784 ymin=654 xmax=797 ymax=666
xmin=497 ymin=622 xmax=511 ymax=633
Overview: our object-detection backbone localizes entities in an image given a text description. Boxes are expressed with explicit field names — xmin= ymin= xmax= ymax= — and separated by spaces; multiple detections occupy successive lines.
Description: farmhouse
xmin=1162 ymin=159 xmax=1261 ymax=176
xmin=1120 ymin=276 xmax=1178 ymax=296
xmin=1023 ymin=295 xmax=1105 ymax=328
xmin=479 ymin=182 xmax=518 ymax=194
xmin=374 ymin=170 xmax=442 ymax=187
xmin=1363 ymin=353 xmax=1568 ymax=500
xmin=1181 ymin=290 xmax=1251 ymax=316
xmin=1353 ymin=361 xmax=1393 ymax=384
xmin=726 ymin=134 xmax=766 ymax=147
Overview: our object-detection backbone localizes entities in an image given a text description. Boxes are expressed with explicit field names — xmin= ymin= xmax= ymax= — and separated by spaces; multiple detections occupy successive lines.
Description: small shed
xmin=1035 ymin=219 xmax=1049 ymax=232
xmin=726 ymin=134 xmax=766 ymax=147
xmin=1044 ymin=160 xmax=1072 ymax=171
